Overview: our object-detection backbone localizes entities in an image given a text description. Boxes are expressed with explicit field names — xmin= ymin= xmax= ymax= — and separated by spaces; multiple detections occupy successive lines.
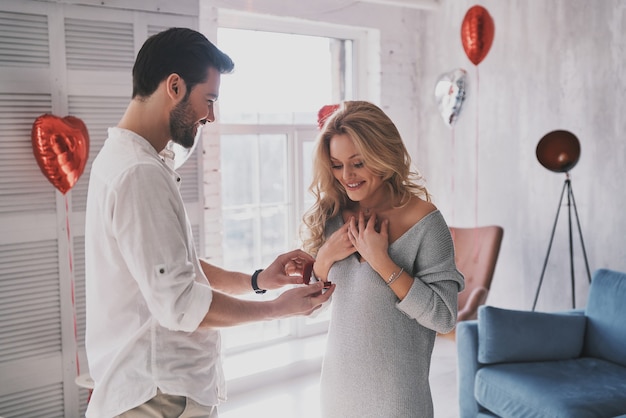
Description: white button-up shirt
xmin=85 ymin=128 xmax=225 ymax=418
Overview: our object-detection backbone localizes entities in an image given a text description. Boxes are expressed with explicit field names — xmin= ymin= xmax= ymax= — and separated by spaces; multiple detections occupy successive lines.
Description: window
xmin=217 ymin=28 xmax=352 ymax=125
xmin=216 ymin=16 xmax=368 ymax=352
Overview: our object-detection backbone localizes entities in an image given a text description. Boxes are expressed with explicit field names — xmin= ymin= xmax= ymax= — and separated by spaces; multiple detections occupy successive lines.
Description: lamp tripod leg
xmin=566 ymin=179 xmax=575 ymax=308
xmin=532 ymin=179 xmax=568 ymax=311
xmin=569 ymin=185 xmax=592 ymax=284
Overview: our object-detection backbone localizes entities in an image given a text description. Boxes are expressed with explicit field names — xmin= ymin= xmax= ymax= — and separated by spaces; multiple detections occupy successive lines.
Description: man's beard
xmin=169 ymin=97 xmax=198 ymax=149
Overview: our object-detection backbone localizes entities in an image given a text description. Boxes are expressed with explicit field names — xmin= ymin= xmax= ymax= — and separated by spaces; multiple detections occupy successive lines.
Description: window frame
xmin=217 ymin=124 xmax=327 ymax=346
xmin=217 ymin=10 xmax=376 ymax=102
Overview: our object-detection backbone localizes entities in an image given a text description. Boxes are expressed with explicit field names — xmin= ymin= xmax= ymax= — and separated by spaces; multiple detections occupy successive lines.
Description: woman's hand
xmin=314 ymin=222 xmax=356 ymax=280
xmin=348 ymin=212 xmax=390 ymax=269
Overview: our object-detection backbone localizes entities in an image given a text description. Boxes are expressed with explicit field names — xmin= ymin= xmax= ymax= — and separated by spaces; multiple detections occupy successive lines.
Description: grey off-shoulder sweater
xmin=320 ymin=210 xmax=464 ymax=418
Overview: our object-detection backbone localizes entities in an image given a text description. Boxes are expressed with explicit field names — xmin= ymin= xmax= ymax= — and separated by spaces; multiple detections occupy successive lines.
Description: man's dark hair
xmin=132 ymin=27 xmax=234 ymax=98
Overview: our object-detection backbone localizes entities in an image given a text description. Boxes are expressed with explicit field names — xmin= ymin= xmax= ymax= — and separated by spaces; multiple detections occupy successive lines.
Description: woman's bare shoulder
xmin=404 ymin=196 xmax=437 ymax=223
xmin=387 ymin=196 xmax=437 ymax=242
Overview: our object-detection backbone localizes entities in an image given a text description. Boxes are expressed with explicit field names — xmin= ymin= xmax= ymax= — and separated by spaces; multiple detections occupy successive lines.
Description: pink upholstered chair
xmin=450 ymin=225 xmax=504 ymax=322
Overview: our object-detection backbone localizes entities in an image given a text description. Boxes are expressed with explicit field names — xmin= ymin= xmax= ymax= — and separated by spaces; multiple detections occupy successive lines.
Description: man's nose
xmin=201 ymin=106 xmax=215 ymax=124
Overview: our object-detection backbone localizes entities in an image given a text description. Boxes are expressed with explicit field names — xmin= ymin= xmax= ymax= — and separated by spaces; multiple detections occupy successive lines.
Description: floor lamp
xmin=532 ymin=130 xmax=592 ymax=311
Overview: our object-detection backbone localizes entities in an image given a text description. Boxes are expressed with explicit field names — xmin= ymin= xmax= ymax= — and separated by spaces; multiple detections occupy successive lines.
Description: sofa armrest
xmin=457 ymin=320 xmax=485 ymax=418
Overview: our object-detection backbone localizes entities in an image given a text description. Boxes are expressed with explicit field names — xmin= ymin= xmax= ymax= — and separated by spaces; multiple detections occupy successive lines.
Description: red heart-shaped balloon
xmin=461 ymin=5 xmax=495 ymax=66
xmin=317 ymin=104 xmax=340 ymax=130
xmin=31 ymin=114 xmax=90 ymax=194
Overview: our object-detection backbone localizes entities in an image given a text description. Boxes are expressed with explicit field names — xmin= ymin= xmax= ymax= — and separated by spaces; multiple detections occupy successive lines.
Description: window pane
xmin=220 ymin=134 xmax=289 ymax=270
xmin=217 ymin=28 xmax=351 ymax=124
xmin=222 ymin=208 xmax=255 ymax=271
xmin=259 ymin=135 xmax=286 ymax=204
xmin=221 ymin=135 xmax=255 ymax=206
xmin=260 ymin=206 xmax=287 ymax=265
xmin=222 ymin=308 xmax=290 ymax=351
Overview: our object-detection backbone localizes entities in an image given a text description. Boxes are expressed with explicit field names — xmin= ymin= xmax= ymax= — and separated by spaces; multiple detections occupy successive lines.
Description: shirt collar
xmin=108 ymin=127 xmax=182 ymax=187
xmin=108 ymin=126 xmax=160 ymax=156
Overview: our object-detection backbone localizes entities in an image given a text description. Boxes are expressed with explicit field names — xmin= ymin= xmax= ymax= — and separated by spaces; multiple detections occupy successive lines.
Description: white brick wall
xmin=201 ymin=128 xmax=223 ymax=264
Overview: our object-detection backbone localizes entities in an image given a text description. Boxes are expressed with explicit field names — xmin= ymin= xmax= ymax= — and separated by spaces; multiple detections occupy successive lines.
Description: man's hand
xmin=271 ymin=281 xmax=335 ymax=318
xmin=256 ymin=249 xmax=315 ymax=290
xmin=201 ymin=280 xmax=335 ymax=328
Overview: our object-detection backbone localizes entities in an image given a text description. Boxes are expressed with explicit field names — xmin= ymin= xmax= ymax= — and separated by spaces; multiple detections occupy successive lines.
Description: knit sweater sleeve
xmin=395 ymin=211 xmax=465 ymax=333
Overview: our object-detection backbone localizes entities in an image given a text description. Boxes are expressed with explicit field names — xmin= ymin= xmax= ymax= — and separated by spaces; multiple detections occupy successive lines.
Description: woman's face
xmin=328 ymin=133 xmax=385 ymax=204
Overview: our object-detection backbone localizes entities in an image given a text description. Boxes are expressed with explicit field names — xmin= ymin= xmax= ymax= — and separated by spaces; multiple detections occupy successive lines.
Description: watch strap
xmin=251 ymin=269 xmax=266 ymax=294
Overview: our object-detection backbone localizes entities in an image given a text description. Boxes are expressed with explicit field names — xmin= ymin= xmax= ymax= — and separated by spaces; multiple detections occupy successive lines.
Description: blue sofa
xmin=457 ymin=269 xmax=626 ymax=418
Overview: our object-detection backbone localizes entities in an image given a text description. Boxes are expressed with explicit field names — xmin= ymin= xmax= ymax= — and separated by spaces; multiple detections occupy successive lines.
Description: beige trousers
xmin=116 ymin=390 xmax=218 ymax=418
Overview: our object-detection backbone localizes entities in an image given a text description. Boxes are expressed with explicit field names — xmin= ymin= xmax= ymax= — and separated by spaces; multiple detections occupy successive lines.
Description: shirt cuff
xmin=177 ymin=282 xmax=213 ymax=332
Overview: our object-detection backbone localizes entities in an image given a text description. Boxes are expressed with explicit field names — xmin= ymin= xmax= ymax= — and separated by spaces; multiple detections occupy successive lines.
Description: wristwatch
xmin=251 ymin=269 xmax=266 ymax=294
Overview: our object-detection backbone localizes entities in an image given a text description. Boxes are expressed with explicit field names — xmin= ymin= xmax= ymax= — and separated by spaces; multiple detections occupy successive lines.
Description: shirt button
xmin=176 ymin=177 xmax=181 ymax=182
xmin=159 ymin=268 xmax=165 ymax=274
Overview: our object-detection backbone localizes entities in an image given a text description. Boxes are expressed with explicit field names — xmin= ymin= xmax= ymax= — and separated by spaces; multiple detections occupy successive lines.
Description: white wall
xmin=419 ymin=0 xmax=626 ymax=311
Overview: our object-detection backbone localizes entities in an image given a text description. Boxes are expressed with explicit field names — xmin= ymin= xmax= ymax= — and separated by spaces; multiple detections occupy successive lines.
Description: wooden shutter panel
xmin=64 ymin=18 xmax=134 ymax=71
xmin=0 ymin=6 xmax=70 ymax=416
xmin=0 ymin=384 xmax=64 ymax=418
xmin=1 ymin=3 xmax=201 ymax=417
xmin=0 ymin=93 xmax=56 ymax=215
xmin=0 ymin=240 xmax=62 ymax=360
xmin=0 ymin=10 xmax=49 ymax=67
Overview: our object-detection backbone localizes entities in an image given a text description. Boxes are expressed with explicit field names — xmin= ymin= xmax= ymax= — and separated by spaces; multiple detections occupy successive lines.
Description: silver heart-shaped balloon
xmin=434 ymin=68 xmax=467 ymax=128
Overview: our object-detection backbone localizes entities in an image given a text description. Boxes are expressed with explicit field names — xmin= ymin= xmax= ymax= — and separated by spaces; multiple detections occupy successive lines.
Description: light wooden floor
xmin=220 ymin=334 xmax=459 ymax=418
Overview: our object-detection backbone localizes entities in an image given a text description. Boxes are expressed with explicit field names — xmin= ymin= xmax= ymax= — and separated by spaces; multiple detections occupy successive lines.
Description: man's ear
xmin=166 ymin=73 xmax=184 ymax=99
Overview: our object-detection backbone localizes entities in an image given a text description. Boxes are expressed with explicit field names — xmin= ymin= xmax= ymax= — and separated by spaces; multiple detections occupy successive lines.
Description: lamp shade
xmin=536 ymin=130 xmax=580 ymax=173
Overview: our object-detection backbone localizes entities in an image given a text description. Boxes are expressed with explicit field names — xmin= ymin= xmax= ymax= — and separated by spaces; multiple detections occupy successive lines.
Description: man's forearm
xmin=198 ymin=280 xmax=332 ymax=329
xmin=199 ymin=290 xmax=276 ymax=328
xmin=199 ymin=259 xmax=253 ymax=295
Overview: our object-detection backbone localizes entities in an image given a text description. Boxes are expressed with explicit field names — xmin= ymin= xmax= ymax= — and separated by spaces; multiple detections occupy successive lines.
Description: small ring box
xmin=303 ymin=261 xmax=332 ymax=289
xmin=303 ymin=262 xmax=313 ymax=285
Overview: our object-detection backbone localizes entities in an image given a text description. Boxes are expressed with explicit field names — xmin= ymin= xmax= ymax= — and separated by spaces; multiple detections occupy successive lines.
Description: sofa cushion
xmin=475 ymin=358 xmax=626 ymax=418
xmin=478 ymin=305 xmax=585 ymax=364
xmin=584 ymin=269 xmax=626 ymax=367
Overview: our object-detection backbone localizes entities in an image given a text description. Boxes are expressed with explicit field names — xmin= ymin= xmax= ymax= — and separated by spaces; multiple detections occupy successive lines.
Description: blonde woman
xmin=301 ymin=101 xmax=464 ymax=418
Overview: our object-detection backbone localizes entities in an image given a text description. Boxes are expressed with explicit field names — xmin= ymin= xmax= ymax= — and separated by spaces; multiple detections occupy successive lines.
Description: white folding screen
xmin=0 ymin=1 xmax=201 ymax=416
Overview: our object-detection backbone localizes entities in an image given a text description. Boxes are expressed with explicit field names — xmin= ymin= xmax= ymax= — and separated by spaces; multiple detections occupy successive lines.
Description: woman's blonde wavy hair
xmin=300 ymin=101 xmax=430 ymax=256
